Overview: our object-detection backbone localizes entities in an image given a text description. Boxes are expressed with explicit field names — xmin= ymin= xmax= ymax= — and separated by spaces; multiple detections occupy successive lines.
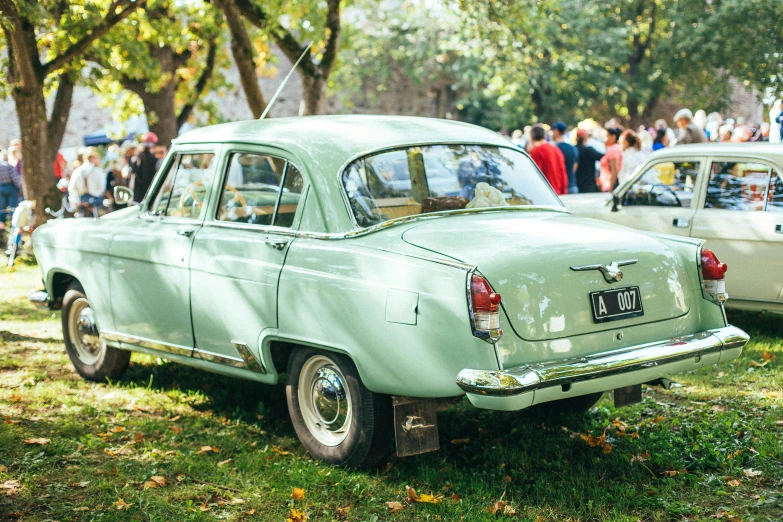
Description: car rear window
xmin=341 ymin=144 xmax=562 ymax=227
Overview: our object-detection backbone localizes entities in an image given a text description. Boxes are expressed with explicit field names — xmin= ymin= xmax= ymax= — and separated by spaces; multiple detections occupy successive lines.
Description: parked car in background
xmin=31 ymin=116 xmax=748 ymax=468
xmin=563 ymin=143 xmax=783 ymax=313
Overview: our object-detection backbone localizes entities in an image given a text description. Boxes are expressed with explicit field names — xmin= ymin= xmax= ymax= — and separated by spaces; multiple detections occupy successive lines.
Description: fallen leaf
xmin=630 ymin=432 xmax=640 ymax=439
xmin=749 ymin=360 xmax=768 ymax=368
xmin=72 ymin=506 xmax=90 ymax=512
xmin=726 ymin=479 xmax=741 ymax=487
xmin=150 ymin=476 xmax=166 ymax=487
xmin=134 ymin=433 xmax=144 ymax=443
xmin=72 ymin=481 xmax=90 ymax=488
xmin=405 ymin=485 xmax=442 ymax=504
xmin=652 ymin=416 xmax=665 ymax=423
xmin=114 ymin=498 xmax=133 ymax=510
xmin=199 ymin=502 xmax=210 ymax=512
xmin=217 ymin=458 xmax=232 ymax=467
xmin=0 ymin=465 xmax=6 ymax=472
xmin=381 ymin=461 xmax=391 ymax=474
xmin=170 ymin=425 xmax=183 ymax=434
xmin=503 ymin=475 xmax=511 ymax=483
xmin=485 ymin=500 xmax=517 ymax=516
xmin=195 ymin=446 xmax=219 ymax=455
xmin=245 ymin=509 xmax=256 ymax=515
xmin=286 ymin=507 xmax=307 ymax=522
xmin=743 ymin=468 xmax=762 ymax=477
xmin=580 ymin=433 xmax=606 ymax=447
xmin=661 ymin=470 xmax=678 ymax=477
xmin=23 ymin=438 xmax=50 ymax=445
xmin=9 ymin=393 xmax=21 ymax=403
xmin=291 ymin=487 xmax=305 ymax=500
xmin=385 ymin=501 xmax=404 ymax=513
xmin=170 ymin=415 xmax=181 ymax=421
xmin=450 ymin=438 xmax=470 ymax=445
xmin=776 ymin=420 xmax=783 ymax=426
xmin=111 ymin=427 xmax=126 ymax=433
xmin=2 ymin=480 xmax=21 ymax=496
xmin=270 ymin=446 xmax=290 ymax=456
xmin=761 ymin=351 xmax=774 ymax=361
xmin=451 ymin=493 xmax=461 ymax=502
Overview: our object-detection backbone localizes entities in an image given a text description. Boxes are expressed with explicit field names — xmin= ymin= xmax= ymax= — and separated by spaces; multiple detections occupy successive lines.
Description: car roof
xmin=174 ymin=115 xmax=510 ymax=162
xmin=652 ymin=142 xmax=783 ymax=162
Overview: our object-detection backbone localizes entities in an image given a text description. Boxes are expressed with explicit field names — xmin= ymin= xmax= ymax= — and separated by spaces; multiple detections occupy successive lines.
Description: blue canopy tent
xmin=82 ymin=129 xmax=137 ymax=146
xmin=82 ymin=116 xmax=149 ymax=147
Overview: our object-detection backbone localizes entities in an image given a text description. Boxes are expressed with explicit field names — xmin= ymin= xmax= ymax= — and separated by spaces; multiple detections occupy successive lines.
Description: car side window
xmin=705 ymin=161 xmax=771 ymax=212
xmin=149 ymin=153 xmax=216 ymax=219
xmin=768 ymin=170 xmax=783 ymax=213
xmin=217 ymin=153 xmax=303 ymax=228
xmin=622 ymin=161 xmax=699 ymax=208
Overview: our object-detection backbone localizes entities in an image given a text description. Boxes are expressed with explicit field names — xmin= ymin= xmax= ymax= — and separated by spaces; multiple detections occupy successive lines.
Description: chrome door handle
xmin=672 ymin=217 xmax=690 ymax=228
xmin=176 ymin=227 xmax=197 ymax=237
xmin=776 ymin=224 xmax=783 ymax=234
xmin=264 ymin=237 xmax=289 ymax=250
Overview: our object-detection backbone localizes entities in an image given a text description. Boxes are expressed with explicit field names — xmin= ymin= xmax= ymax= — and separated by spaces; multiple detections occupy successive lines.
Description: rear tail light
xmin=700 ymin=248 xmax=728 ymax=301
xmin=469 ymin=273 xmax=503 ymax=342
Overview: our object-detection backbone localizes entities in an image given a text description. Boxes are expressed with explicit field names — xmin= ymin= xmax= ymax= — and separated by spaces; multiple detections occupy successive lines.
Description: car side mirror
xmin=114 ymin=186 xmax=134 ymax=205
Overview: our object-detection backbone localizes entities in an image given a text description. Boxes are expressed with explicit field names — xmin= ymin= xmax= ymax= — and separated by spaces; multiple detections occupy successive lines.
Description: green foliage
xmin=88 ymin=0 xmax=230 ymax=129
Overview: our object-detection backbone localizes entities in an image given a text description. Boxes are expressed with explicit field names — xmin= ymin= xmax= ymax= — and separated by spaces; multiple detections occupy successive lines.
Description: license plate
xmin=590 ymin=286 xmax=644 ymax=323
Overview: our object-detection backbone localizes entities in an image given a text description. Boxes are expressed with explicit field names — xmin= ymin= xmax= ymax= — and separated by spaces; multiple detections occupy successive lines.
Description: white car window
xmin=768 ymin=171 xmax=783 ymax=213
xmin=704 ymin=161 xmax=772 ymax=212
xmin=622 ymin=161 xmax=700 ymax=208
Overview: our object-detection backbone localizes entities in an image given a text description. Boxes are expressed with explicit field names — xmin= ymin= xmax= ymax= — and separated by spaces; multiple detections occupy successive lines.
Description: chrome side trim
xmin=232 ymin=341 xmax=267 ymax=374
xmin=193 ymin=347 xmax=246 ymax=369
xmin=100 ymin=331 xmax=193 ymax=357
xmin=456 ymin=325 xmax=749 ymax=396
xmin=375 ymin=248 xmax=474 ymax=271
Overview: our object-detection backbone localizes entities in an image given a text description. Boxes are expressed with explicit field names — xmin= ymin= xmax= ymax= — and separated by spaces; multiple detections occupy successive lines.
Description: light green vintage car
xmin=31 ymin=116 xmax=748 ymax=468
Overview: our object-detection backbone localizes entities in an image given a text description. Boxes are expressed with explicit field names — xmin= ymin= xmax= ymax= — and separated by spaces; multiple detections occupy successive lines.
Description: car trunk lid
xmin=401 ymin=211 xmax=691 ymax=342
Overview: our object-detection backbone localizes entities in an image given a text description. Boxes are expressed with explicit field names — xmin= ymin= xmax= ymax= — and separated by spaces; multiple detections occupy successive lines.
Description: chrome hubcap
xmin=68 ymin=298 xmax=104 ymax=365
xmin=298 ymin=355 xmax=352 ymax=446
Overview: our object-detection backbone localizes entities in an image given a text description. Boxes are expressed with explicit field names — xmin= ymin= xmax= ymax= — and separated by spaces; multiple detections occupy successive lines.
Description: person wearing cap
xmin=551 ymin=121 xmax=579 ymax=194
xmin=131 ymin=132 xmax=160 ymax=203
xmin=574 ymin=128 xmax=604 ymax=193
xmin=673 ymin=109 xmax=707 ymax=145
xmin=598 ymin=127 xmax=623 ymax=192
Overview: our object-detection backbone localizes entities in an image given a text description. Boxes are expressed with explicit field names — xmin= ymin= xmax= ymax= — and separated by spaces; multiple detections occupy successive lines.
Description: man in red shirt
xmin=528 ymin=124 xmax=568 ymax=195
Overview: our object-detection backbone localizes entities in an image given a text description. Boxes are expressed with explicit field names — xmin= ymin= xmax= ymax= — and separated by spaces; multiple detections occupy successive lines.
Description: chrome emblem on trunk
xmin=570 ymin=259 xmax=638 ymax=283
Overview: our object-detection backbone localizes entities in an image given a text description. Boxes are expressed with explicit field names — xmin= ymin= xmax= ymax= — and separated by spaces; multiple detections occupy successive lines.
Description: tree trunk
xmin=47 ymin=74 xmax=74 ymax=165
xmin=139 ymin=84 xmax=179 ymax=147
xmin=300 ymin=75 xmax=326 ymax=116
xmin=14 ymin=84 xmax=60 ymax=222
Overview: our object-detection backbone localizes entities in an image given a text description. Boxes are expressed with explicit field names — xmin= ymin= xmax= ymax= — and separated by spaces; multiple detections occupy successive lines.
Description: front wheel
xmin=286 ymin=348 xmax=392 ymax=468
xmin=62 ymin=283 xmax=130 ymax=382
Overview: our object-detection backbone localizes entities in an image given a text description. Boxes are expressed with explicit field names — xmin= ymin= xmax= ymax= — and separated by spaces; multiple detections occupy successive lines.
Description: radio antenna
xmin=259 ymin=42 xmax=313 ymax=120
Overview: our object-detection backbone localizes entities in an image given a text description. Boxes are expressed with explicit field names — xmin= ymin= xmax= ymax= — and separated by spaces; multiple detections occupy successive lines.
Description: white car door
xmin=690 ymin=158 xmax=783 ymax=303
xmin=599 ymin=158 xmax=706 ymax=237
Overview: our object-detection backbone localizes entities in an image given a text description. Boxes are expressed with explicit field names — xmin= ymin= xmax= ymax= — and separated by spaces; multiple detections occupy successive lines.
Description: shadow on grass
xmin=0 ymin=330 xmax=62 ymax=344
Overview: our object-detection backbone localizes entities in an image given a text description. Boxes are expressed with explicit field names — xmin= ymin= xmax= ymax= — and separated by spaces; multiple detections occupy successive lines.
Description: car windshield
xmin=341 ymin=144 xmax=562 ymax=227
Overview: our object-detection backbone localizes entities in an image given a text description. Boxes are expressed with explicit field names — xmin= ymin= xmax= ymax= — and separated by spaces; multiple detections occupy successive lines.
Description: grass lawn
xmin=1 ymin=263 xmax=781 ymax=521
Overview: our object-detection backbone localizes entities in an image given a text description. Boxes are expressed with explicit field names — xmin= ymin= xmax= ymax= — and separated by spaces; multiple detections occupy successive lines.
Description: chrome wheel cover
xmin=68 ymin=297 xmax=104 ymax=366
xmin=298 ymin=355 xmax=352 ymax=446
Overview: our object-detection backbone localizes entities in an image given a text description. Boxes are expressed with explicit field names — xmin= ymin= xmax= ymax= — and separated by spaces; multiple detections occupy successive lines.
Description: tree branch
xmin=220 ymin=0 xmax=267 ymax=118
xmin=320 ymin=0 xmax=341 ymax=77
xmin=176 ymin=37 xmax=218 ymax=129
xmin=47 ymin=72 xmax=74 ymax=156
xmin=0 ymin=0 xmax=42 ymax=88
xmin=42 ymin=0 xmax=147 ymax=76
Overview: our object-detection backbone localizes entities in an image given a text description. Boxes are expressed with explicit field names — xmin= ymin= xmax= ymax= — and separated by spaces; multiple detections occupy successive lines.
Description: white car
xmin=563 ymin=143 xmax=783 ymax=313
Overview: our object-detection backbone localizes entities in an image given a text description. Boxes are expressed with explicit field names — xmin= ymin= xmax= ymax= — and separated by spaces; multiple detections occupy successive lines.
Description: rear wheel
xmin=62 ymin=283 xmax=130 ymax=382
xmin=286 ymin=348 xmax=392 ymax=468
xmin=543 ymin=392 xmax=604 ymax=414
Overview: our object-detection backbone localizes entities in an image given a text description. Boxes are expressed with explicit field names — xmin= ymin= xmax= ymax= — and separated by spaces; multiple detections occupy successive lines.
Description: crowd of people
xmin=0 ymin=132 xmax=167 ymax=226
xmin=508 ymin=105 xmax=783 ymax=195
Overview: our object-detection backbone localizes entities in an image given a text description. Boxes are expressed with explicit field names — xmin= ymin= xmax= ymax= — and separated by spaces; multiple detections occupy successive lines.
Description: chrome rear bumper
xmin=456 ymin=325 xmax=749 ymax=397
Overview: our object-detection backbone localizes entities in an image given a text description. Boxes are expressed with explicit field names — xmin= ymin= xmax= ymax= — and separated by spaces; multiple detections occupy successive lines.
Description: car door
xmin=189 ymin=148 xmax=307 ymax=370
xmin=600 ymin=158 xmax=706 ymax=236
xmin=690 ymin=157 xmax=783 ymax=302
xmin=109 ymin=149 xmax=219 ymax=353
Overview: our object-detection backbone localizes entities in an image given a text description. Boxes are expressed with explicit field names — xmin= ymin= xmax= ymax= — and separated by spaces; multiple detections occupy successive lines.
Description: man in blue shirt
xmin=551 ymin=122 xmax=579 ymax=194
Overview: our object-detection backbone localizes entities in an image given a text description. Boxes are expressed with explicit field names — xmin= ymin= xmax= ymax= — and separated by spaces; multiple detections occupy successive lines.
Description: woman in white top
xmin=618 ymin=130 xmax=648 ymax=187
